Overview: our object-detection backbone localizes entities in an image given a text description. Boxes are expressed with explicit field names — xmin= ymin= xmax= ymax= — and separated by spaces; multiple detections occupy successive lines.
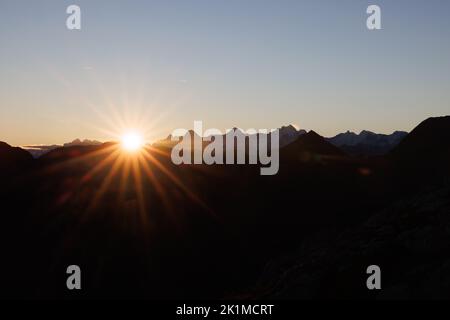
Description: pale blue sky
xmin=1 ymin=0 xmax=450 ymax=145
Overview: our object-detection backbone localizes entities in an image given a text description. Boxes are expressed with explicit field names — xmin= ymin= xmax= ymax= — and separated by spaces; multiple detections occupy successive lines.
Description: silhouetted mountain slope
xmin=281 ymin=130 xmax=346 ymax=163
xmin=0 ymin=141 xmax=33 ymax=177
xmin=0 ymin=141 xmax=33 ymax=165
xmin=392 ymin=116 xmax=450 ymax=162
xmin=390 ymin=116 xmax=450 ymax=185
xmin=0 ymin=142 xmax=36 ymax=297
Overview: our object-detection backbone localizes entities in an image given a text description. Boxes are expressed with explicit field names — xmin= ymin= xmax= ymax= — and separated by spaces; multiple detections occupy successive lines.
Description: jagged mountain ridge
xmin=327 ymin=130 xmax=408 ymax=156
xmin=17 ymin=126 xmax=407 ymax=158
xmin=22 ymin=139 xmax=103 ymax=158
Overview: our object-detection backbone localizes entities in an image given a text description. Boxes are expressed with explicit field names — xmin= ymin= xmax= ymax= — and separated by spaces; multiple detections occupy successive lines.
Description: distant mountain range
xmin=278 ymin=126 xmax=408 ymax=157
xmin=326 ymin=130 xmax=408 ymax=156
xmin=22 ymin=139 xmax=102 ymax=158
xmin=17 ymin=127 xmax=409 ymax=159
xmin=153 ymin=125 xmax=406 ymax=156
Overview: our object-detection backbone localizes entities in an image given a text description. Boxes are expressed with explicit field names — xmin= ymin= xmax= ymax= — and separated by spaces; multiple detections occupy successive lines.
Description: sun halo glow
xmin=121 ymin=132 xmax=144 ymax=152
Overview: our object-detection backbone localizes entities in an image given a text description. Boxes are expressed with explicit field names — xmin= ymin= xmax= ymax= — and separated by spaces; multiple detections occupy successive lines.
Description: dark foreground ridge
xmin=0 ymin=116 xmax=449 ymax=299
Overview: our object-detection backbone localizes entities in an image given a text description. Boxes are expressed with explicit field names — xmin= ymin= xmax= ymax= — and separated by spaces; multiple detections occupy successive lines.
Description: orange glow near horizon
xmin=41 ymin=133 xmax=212 ymax=231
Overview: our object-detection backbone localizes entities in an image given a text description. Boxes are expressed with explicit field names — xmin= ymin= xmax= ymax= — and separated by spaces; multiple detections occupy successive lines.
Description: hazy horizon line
xmin=12 ymin=126 xmax=415 ymax=149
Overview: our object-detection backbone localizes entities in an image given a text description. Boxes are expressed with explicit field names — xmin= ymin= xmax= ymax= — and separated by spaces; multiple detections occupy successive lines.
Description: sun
xmin=121 ymin=132 xmax=144 ymax=152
